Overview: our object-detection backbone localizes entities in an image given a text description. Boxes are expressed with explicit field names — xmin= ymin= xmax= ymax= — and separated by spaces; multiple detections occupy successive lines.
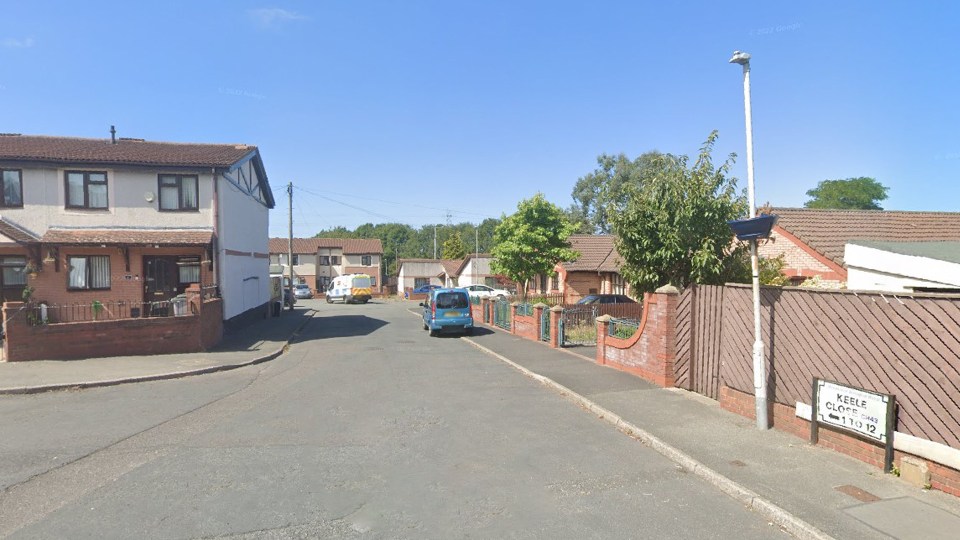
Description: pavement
xmin=3 ymin=301 xmax=960 ymax=539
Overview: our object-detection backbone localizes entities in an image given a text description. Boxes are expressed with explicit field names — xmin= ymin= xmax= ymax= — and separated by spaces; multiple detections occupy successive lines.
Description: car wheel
xmin=325 ymin=295 xmax=332 ymax=304
xmin=428 ymin=328 xmax=437 ymax=337
xmin=423 ymin=322 xmax=428 ymax=331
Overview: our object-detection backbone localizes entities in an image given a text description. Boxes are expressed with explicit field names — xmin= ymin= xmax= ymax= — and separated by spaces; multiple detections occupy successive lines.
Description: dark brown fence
xmin=675 ymin=285 xmax=724 ymax=399
xmin=681 ymin=284 xmax=960 ymax=450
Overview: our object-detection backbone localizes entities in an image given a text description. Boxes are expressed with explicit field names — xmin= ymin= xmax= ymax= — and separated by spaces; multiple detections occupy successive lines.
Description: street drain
xmin=835 ymin=484 xmax=880 ymax=502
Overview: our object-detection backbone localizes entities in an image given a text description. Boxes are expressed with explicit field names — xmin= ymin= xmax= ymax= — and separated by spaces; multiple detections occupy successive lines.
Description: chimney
xmin=110 ymin=125 xmax=116 ymax=144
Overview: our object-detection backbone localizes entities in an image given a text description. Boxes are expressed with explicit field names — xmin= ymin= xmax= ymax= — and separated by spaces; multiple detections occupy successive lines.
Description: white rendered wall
xmin=217 ymin=171 xmax=271 ymax=320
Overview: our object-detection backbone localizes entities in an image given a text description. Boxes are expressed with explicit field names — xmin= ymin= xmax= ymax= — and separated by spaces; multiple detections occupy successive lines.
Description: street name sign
xmin=810 ymin=378 xmax=896 ymax=473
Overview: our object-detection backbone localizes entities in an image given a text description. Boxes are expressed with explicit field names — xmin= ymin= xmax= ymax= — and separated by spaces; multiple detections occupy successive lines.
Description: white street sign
xmin=816 ymin=380 xmax=891 ymax=443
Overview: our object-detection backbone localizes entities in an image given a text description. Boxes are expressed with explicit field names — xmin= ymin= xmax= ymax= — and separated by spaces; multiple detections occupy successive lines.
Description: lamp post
xmin=730 ymin=50 xmax=768 ymax=430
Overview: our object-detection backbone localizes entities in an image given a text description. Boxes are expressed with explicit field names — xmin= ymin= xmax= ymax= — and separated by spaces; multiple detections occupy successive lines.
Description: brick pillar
xmin=532 ymin=303 xmax=547 ymax=340
xmin=481 ymin=297 xmax=489 ymax=324
xmin=549 ymin=305 xmax=563 ymax=348
xmin=654 ymin=284 xmax=680 ymax=387
xmin=596 ymin=314 xmax=611 ymax=365
xmin=185 ymin=283 xmax=202 ymax=316
xmin=510 ymin=302 xmax=518 ymax=334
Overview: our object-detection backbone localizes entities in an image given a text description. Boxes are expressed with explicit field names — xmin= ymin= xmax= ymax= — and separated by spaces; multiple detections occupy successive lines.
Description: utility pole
xmin=287 ymin=182 xmax=294 ymax=311
xmin=433 ymin=224 xmax=437 ymax=260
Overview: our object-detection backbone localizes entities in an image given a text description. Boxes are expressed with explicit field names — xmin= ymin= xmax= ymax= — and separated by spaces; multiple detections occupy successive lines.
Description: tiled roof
xmin=0 ymin=134 xmax=256 ymax=168
xmin=561 ymin=235 xmax=622 ymax=272
xmin=267 ymin=237 xmax=383 ymax=254
xmin=0 ymin=218 xmax=40 ymax=243
xmin=439 ymin=259 xmax=463 ymax=277
xmin=42 ymin=228 xmax=214 ymax=245
xmin=772 ymin=208 xmax=960 ymax=266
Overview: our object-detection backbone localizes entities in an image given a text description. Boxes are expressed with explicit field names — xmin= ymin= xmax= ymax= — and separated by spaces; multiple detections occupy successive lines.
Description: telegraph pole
xmin=287 ymin=182 xmax=294 ymax=311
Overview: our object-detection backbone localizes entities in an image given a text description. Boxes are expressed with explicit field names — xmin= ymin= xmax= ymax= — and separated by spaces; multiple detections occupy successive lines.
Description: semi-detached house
xmin=0 ymin=132 xmax=275 ymax=330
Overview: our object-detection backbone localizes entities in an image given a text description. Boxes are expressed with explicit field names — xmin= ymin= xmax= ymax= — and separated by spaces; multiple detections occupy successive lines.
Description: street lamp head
xmin=729 ymin=50 xmax=751 ymax=65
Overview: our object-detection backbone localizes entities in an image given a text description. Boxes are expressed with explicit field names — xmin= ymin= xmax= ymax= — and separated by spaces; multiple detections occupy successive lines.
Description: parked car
xmin=464 ymin=284 xmax=511 ymax=299
xmin=293 ymin=283 xmax=313 ymax=299
xmin=420 ymin=288 xmax=474 ymax=336
xmin=412 ymin=284 xmax=441 ymax=294
xmin=575 ymin=294 xmax=636 ymax=305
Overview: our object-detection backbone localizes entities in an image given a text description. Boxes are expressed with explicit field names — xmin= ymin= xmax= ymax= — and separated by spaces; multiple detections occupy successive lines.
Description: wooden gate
xmin=675 ymin=285 xmax=724 ymax=400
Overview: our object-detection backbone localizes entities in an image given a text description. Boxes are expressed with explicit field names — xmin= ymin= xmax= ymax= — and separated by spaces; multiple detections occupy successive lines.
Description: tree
xmin=491 ymin=194 xmax=579 ymax=299
xmin=571 ymin=151 xmax=679 ymax=234
xmin=441 ymin=231 xmax=467 ymax=259
xmin=804 ymin=177 xmax=889 ymax=210
xmin=610 ymin=131 xmax=748 ymax=293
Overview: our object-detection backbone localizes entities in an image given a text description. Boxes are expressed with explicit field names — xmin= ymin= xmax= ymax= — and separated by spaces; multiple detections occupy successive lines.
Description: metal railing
xmin=19 ymin=298 xmax=194 ymax=325
xmin=493 ymin=298 xmax=512 ymax=330
xmin=609 ymin=317 xmax=641 ymax=339
xmin=516 ymin=303 xmax=534 ymax=317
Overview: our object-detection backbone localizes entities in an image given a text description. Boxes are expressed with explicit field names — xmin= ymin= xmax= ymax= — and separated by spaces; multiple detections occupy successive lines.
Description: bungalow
xmin=553 ymin=234 xmax=630 ymax=303
xmin=759 ymin=208 xmax=960 ymax=286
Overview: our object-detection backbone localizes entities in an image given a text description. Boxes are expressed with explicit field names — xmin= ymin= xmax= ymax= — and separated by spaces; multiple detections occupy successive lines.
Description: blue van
xmin=420 ymin=288 xmax=474 ymax=336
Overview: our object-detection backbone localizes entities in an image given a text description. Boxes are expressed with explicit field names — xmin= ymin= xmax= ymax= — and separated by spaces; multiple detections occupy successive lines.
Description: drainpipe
xmin=211 ymin=168 xmax=220 ymax=294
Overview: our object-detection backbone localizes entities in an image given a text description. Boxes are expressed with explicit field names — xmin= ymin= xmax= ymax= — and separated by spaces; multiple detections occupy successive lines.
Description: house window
xmin=414 ymin=277 xmax=429 ymax=288
xmin=370 ymin=276 xmax=377 ymax=287
xmin=331 ymin=256 xmax=341 ymax=265
xmin=178 ymin=257 xmax=201 ymax=284
xmin=362 ymin=255 xmax=371 ymax=266
xmin=68 ymin=255 xmax=111 ymax=290
xmin=1 ymin=169 xmax=23 ymax=207
xmin=612 ymin=274 xmax=626 ymax=295
xmin=65 ymin=171 xmax=108 ymax=209
xmin=319 ymin=255 xmax=330 ymax=265
xmin=291 ymin=254 xmax=302 ymax=266
xmin=0 ymin=256 xmax=26 ymax=302
xmin=158 ymin=174 xmax=198 ymax=211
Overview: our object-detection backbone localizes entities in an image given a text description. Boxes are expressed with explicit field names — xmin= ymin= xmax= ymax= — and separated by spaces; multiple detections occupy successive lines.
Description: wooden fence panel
xmin=674 ymin=286 xmax=724 ymax=399
xmin=717 ymin=285 xmax=960 ymax=449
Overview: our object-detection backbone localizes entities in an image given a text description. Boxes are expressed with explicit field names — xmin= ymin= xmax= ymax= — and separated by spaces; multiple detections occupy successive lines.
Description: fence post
xmin=510 ymin=302 xmax=518 ymax=334
xmin=549 ymin=305 xmax=563 ymax=348
xmin=654 ymin=284 xmax=680 ymax=387
xmin=596 ymin=314 xmax=612 ymax=365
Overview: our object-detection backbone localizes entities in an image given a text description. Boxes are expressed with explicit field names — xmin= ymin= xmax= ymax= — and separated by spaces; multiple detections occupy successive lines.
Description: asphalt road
xmin=0 ymin=300 xmax=790 ymax=539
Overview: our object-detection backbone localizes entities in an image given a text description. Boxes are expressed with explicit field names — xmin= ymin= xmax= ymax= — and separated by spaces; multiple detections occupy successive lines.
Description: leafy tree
xmin=441 ymin=231 xmax=467 ymax=259
xmin=571 ymin=151 xmax=679 ymax=234
xmin=804 ymin=177 xmax=888 ymax=210
xmin=491 ymin=194 xmax=578 ymax=299
xmin=610 ymin=131 xmax=748 ymax=293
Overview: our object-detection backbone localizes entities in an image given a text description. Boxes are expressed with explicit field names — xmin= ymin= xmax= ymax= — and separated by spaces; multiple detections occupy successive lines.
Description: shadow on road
xmin=297 ymin=314 xmax=389 ymax=340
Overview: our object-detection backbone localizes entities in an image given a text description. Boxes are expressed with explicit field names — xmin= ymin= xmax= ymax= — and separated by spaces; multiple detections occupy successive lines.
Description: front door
xmin=143 ymin=256 xmax=178 ymax=304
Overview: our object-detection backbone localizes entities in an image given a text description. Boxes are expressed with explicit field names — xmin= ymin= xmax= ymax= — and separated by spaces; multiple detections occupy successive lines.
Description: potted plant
xmin=727 ymin=213 xmax=778 ymax=241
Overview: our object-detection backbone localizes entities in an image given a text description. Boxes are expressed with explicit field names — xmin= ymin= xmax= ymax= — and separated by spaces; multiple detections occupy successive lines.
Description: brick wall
xmin=2 ymin=292 xmax=223 ymax=362
xmin=720 ymin=385 xmax=960 ymax=497
xmin=596 ymin=287 xmax=677 ymax=387
xmin=757 ymin=229 xmax=844 ymax=283
xmin=513 ymin=310 xmax=537 ymax=340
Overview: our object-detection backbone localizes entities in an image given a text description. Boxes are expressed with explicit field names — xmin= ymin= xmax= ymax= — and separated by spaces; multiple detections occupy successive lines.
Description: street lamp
xmin=729 ymin=50 xmax=769 ymax=430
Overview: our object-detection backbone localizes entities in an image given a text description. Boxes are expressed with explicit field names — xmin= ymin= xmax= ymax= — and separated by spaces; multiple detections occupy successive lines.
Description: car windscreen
xmin=435 ymin=292 xmax=469 ymax=309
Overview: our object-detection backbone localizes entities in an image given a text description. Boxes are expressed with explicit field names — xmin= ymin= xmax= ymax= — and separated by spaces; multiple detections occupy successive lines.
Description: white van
xmin=326 ymin=273 xmax=373 ymax=304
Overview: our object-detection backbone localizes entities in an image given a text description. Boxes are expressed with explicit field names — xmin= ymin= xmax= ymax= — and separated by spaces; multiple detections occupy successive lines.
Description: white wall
xmin=217 ymin=168 xmax=271 ymax=319
xmin=8 ymin=166 xmax=214 ymax=236
xmin=456 ymin=257 xmax=492 ymax=287
xmin=845 ymin=244 xmax=960 ymax=292
xmin=398 ymin=261 xmax=443 ymax=291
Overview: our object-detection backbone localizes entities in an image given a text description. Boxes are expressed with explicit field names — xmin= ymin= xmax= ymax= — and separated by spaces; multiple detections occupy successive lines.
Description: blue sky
xmin=3 ymin=1 xmax=958 ymax=238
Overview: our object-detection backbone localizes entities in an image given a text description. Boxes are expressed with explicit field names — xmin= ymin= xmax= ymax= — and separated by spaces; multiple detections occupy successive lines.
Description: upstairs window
xmin=1 ymin=169 xmax=23 ymax=207
xmin=159 ymin=174 xmax=198 ymax=211
xmin=331 ymin=255 xmax=341 ymax=265
xmin=68 ymin=255 xmax=111 ymax=290
xmin=65 ymin=171 xmax=108 ymax=209
xmin=361 ymin=255 xmax=372 ymax=266
xmin=319 ymin=255 xmax=330 ymax=265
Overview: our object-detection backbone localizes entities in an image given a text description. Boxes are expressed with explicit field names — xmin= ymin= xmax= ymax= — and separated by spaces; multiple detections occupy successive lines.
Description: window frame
xmin=67 ymin=255 xmax=112 ymax=291
xmin=0 ymin=169 xmax=24 ymax=208
xmin=330 ymin=255 xmax=341 ymax=265
xmin=157 ymin=174 xmax=199 ymax=212
xmin=361 ymin=255 xmax=372 ymax=266
xmin=64 ymin=170 xmax=109 ymax=210
xmin=319 ymin=255 xmax=330 ymax=265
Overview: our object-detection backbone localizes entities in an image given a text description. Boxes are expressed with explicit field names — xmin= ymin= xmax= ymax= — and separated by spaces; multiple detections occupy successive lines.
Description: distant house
xmin=845 ymin=240 xmax=960 ymax=293
xmin=759 ymin=208 xmax=960 ymax=286
xmin=553 ymin=234 xmax=630 ymax=303
xmin=397 ymin=259 xmax=445 ymax=293
xmin=451 ymin=254 xmax=498 ymax=288
xmin=267 ymin=238 xmax=383 ymax=293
